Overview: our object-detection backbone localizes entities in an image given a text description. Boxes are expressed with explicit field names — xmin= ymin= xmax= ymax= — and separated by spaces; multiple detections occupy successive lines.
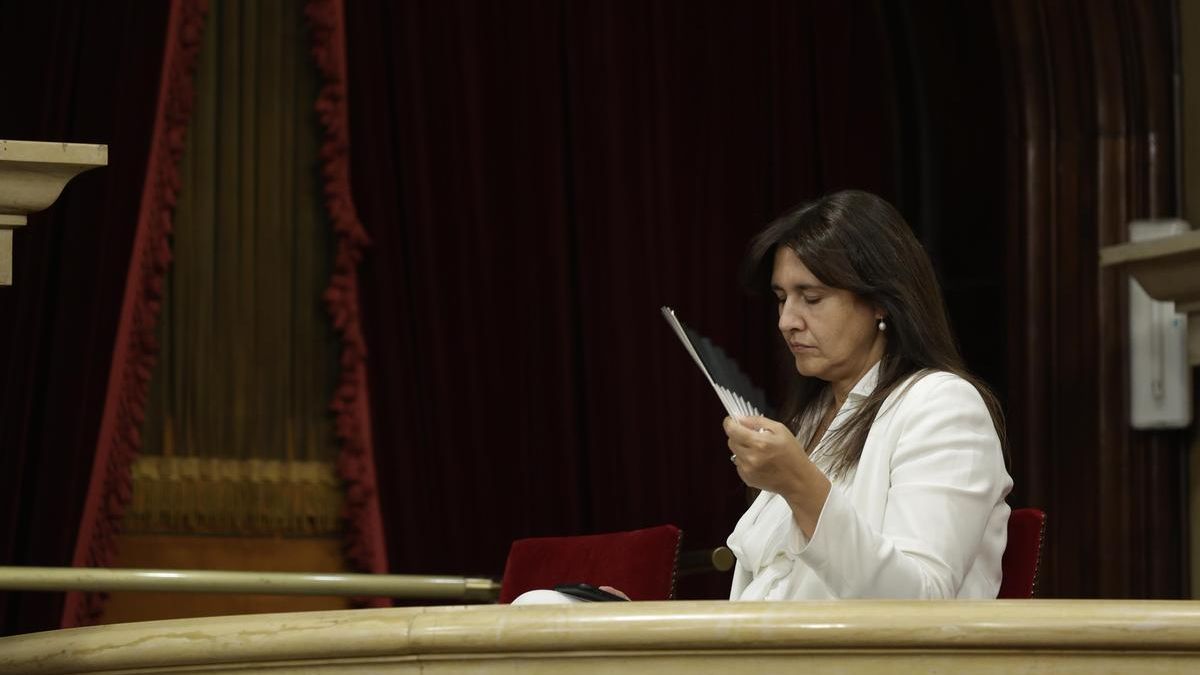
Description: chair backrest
xmin=998 ymin=508 xmax=1046 ymax=599
xmin=498 ymin=524 xmax=683 ymax=603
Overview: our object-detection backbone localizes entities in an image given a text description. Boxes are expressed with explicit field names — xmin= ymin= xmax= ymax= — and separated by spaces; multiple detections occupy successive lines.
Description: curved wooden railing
xmin=4 ymin=600 xmax=1200 ymax=673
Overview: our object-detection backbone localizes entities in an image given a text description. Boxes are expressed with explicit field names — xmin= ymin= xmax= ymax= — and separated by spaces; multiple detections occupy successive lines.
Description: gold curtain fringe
xmin=126 ymin=456 xmax=344 ymax=536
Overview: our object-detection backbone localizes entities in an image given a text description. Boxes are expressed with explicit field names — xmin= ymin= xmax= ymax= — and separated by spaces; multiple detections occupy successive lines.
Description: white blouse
xmin=727 ymin=364 xmax=1012 ymax=600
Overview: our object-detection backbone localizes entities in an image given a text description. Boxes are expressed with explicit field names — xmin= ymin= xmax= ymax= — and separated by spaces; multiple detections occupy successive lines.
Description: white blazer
xmin=727 ymin=365 xmax=1012 ymax=600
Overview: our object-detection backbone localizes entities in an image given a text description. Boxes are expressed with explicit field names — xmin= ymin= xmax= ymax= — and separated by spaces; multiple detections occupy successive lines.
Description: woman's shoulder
xmin=884 ymin=368 xmax=988 ymax=415
xmin=873 ymin=369 xmax=1002 ymax=464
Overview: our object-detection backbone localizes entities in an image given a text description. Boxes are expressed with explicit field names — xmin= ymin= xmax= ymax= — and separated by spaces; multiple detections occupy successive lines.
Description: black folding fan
xmin=661 ymin=306 xmax=774 ymax=419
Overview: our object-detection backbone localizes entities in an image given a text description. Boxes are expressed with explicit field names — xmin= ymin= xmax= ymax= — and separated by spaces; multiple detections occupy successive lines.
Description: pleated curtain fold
xmin=133 ymin=0 xmax=341 ymax=537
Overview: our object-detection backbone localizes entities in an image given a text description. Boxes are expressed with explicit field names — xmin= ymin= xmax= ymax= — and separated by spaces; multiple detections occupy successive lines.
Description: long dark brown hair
xmin=743 ymin=190 xmax=1005 ymax=478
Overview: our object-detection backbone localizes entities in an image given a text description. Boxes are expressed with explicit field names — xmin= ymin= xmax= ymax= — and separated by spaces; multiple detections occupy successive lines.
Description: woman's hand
xmin=722 ymin=415 xmax=808 ymax=492
xmin=723 ymin=415 xmax=831 ymax=537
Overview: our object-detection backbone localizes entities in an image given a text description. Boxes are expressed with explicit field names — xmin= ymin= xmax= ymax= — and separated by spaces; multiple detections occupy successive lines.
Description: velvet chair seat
xmin=498 ymin=525 xmax=683 ymax=603
xmin=998 ymin=508 xmax=1046 ymax=599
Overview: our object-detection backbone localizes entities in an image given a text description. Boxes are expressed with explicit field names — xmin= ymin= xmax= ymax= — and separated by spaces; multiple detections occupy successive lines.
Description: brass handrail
xmin=0 ymin=546 xmax=733 ymax=601
xmin=0 ymin=567 xmax=500 ymax=601
xmin=679 ymin=546 xmax=735 ymax=576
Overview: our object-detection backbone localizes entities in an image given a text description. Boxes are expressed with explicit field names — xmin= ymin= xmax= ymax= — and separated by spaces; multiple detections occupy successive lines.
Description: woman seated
xmin=725 ymin=189 xmax=1011 ymax=600
xmin=513 ymin=190 xmax=1010 ymax=605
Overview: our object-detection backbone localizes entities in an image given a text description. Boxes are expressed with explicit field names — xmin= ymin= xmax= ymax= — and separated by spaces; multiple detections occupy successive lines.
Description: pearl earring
xmin=878 ymin=318 xmax=887 ymax=332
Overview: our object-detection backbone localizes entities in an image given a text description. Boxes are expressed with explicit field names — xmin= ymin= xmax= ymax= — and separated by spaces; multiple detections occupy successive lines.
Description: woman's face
xmin=771 ymin=246 xmax=884 ymax=388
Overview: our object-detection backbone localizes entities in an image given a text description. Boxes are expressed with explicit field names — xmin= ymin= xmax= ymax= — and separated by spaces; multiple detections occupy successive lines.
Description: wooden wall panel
xmin=993 ymin=0 xmax=1187 ymax=598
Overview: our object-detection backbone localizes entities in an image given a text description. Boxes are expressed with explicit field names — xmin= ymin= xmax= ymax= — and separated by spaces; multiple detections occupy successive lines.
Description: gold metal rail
xmin=0 ymin=545 xmax=733 ymax=603
xmin=0 ymin=567 xmax=500 ymax=602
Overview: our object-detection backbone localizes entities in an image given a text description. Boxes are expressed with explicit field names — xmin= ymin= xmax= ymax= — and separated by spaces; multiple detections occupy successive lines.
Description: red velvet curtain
xmin=0 ymin=0 xmax=171 ymax=636
xmin=61 ymin=0 xmax=208 ymax=628
xmin=64 ymin=0 xmax=391 ymax=625
xmin=344 ymin=0 xmax=897 ymax=597
xmin=306 ymin=0 xmax=390 ymax=585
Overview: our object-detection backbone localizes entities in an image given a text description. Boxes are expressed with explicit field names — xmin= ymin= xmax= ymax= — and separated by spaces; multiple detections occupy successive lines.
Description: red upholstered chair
xmin=998 ymin=508 xmax=1046 ymax=599
xmin=498 ymin=524 xmax=683 ymax=603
